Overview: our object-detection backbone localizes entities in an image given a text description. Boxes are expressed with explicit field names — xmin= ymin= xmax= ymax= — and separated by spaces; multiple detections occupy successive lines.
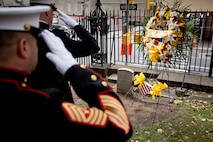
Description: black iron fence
xmin=66 ymin=10 xmax=213 ymax=77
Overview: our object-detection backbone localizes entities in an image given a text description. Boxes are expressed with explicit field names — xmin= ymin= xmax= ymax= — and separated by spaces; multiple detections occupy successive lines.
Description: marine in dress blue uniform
xmin=0 ymin=6 xmax=132 ymax=142
xmin=28 ymin=0 xmax=100 ymax=102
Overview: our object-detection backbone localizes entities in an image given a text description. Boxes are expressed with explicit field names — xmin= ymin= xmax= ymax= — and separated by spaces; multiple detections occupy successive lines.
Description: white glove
xmin=57 ymin=9 xmax=78 ymax=28
xmin=40 ymin=30 xmax=78 ymax=75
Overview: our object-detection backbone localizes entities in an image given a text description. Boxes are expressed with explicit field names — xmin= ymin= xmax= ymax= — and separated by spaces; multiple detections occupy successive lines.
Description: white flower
xmin=165 ymin=31 xmax=177 ymax=42
xmin=170 ymin=11 xmax=178 ymax=17
xmin=167 ymin=20 xmax=179 ymax=30
xmin=147 ymin=17 xmax=154 ymax=26
xmin=145 ymin=38 xmax=155 ymax=48
xmin=159 ymin=8 xmax=166 ymax=19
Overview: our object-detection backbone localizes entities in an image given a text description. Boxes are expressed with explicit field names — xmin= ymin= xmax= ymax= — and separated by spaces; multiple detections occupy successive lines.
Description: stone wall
xmin=54 ymin=0 xmax=146 ymax=16
xmin=54 ymin=0 xmax=213 ymax=16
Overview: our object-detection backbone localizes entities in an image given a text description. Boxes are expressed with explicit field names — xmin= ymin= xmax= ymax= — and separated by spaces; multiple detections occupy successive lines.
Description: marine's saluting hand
xmin=57 ymin=9 xmax=78 ymax=28
xmin=41 ymin=29 xmax=78 ymax=75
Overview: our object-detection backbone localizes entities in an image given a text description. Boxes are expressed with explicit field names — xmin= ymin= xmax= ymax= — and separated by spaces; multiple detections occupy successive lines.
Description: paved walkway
xmin=103 ymin=64 xmax=213 ymax=93
xmin=70 ymin=64 xmax=213 ymax=106
xmin=157 ymin=71 xmax=213 ymax=92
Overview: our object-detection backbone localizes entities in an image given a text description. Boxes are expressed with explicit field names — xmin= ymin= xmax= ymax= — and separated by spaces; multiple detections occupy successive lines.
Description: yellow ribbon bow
xmin=134 ymin=72 xmax=146 ymax=89
xmin=151 ymin=82 xmax=168 ymax=99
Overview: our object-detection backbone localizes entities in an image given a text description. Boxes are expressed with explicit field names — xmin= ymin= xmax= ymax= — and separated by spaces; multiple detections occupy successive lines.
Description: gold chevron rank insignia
xmin=62 ymin=102 xmax=108 ymax=126
xmin=99 ymin=95 xmax=130 ymax=134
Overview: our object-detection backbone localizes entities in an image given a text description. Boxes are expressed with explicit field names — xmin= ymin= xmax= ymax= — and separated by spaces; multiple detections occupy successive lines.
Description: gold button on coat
xmin=101 ymin=81 xmax=108 ymax=87
xmin=91 ymin=75 xmax=97 ymax=81
xmin=80 ymin=64 xmax=86 ymax=69
xmin=21 ymin=83 xmax=27 ymax=88
xmin=24 ymin=77 xmax=27 ymax=82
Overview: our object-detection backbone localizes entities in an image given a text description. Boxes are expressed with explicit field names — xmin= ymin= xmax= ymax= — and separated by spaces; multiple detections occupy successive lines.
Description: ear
xmin=45 ymin=11 xmax=49 ymax=16
xmin=17 ymin=38 xmax=30 ymax=59
xmin=45 ymin=11 xmax=50 ymax=17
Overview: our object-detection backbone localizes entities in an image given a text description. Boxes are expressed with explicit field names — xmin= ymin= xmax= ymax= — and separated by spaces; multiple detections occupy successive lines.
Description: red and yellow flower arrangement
xmin=141 ymin=0 xmax=196 ymax=63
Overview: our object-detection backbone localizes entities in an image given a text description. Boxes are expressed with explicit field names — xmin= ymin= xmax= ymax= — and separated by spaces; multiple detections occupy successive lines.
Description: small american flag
xmin=138 ymin=81 xmax=152 ymax=96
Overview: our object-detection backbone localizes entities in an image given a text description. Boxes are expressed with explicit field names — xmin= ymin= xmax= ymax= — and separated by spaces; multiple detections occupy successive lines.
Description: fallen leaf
xmin=157 ymin=128 xmax=163 ymax=133
xmin=201 ymin=118 xmax=206 ymax=121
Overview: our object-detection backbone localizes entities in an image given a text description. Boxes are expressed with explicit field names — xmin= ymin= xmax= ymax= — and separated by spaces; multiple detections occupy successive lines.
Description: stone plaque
xmin=117 ymin=68 xmax=134 ymax=94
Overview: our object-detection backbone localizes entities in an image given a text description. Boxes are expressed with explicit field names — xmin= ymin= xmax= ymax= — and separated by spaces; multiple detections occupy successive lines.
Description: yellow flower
xmin=134 ymin=72 xmax=146 ymax=88
xmin=172 ymin=40 xmax=178 ymax=47
xmin=179 ymin=13 xmax=184 ymax=18
xmin=160 ymin=43 xmax=165 ymax=51
xmin=163 ymin=50 xmax=170 ymax=56
xmin=148 ymin=46 xmax=160 ymax=62
xmin=146 ymin=39 xmax=150 ymax=43
xmin=154 ymin=10 xmax=160 ymax=19
xmin=147 ymin=25 xmax=151 ymax=29
xmin=164 ymin=10 xmax=171 ymax=20
xmin=176 ymin=31 xmax=183 ymax=38
xmin=151 ymin=82 xmax=168 ymax=99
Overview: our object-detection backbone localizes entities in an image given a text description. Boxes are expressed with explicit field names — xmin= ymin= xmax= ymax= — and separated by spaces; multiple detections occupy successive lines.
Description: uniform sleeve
xmin=52 ymin=25 xmax=100 ymax=58
xmin=62 ymin=64 xmax=133 ymax=141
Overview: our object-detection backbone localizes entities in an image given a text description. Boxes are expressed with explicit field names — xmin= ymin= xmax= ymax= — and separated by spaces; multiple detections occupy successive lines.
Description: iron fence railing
xmin=61 ymin=10 xmax=213 ymax=77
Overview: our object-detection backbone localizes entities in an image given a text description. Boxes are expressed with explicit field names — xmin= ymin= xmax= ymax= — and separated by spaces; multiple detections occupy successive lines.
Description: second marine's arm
xmin=52 ymin=9 xmax=100 ymax=57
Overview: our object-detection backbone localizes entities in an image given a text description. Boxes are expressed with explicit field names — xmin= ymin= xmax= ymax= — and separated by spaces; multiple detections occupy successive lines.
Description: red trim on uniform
xmin=0 ymin=66 xmax=28 ymax=76
xmin=0 ymin=79 xmax=50 ymax=98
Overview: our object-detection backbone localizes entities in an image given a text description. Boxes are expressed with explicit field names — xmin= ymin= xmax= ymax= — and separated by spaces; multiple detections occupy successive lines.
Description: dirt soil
xmin=116 ymin=86 xmax=180 ymax=127
xmin=72 ymin=85 xmax=213 ymax=128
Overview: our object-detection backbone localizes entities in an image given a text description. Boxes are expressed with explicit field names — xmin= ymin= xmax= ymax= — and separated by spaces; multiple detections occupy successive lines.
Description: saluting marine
xmin=0 ymin=6 xmax=132 ymax=142
xmin=28 ymin=0 xmax=100 ymax=102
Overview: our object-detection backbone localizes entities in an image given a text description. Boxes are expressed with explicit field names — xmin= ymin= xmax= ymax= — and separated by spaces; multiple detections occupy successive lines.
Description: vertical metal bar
xmin=200 ymin=12 xmax=205 ymax=42
xmin=105 ymin=11 xmax=108 ymax=65
xmin=118 ymin=10 xmax=120 ymax=63
xmin=126 ymin=0 xmax=130 ymax=65
xmin=209 ymin=35 xmax=213 ymax=77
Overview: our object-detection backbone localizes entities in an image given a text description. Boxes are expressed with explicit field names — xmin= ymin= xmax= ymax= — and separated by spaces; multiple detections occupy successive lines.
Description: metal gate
xmin=70 ymin=9 xmax=213 ymax=77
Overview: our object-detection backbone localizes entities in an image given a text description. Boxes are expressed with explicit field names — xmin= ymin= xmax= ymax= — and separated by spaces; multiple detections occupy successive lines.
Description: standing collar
xmin=0 ymin=67 xmax=28 ymax=83
xmin=39 ymin=21 xmax=50 ymax=30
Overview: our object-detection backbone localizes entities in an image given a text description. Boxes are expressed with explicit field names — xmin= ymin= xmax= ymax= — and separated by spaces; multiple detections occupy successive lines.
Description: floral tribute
xmin=132 ymin=1 xmax=196 ymax=99
xmin=133 ymin=72 xmax=168 ymax=99
xmin=142 ymin=0 xmax=195 ymax=63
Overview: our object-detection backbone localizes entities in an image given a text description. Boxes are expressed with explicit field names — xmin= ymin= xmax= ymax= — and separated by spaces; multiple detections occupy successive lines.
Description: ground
xmin=115 ymin=86 xmax=182 ymax=127
xmin=72 ymin=84 xmax=213 ymax=128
